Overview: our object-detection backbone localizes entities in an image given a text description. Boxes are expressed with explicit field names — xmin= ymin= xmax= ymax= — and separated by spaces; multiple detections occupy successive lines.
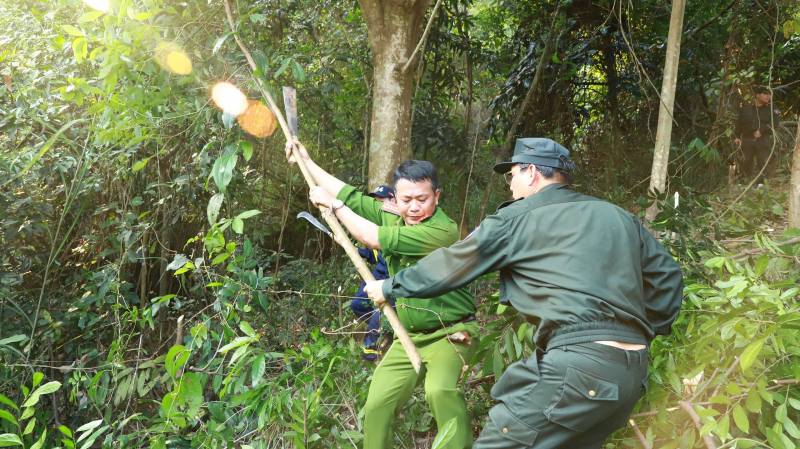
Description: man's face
xmin=507 ymin=164 xmax=537 ymax=200
xmin=756 ymin=92 xmax=771 ymax=104
xmin=374 ymin=196 xmax=393 ymax=204
xmin=394 ymin=179 xmax=439 ymax=226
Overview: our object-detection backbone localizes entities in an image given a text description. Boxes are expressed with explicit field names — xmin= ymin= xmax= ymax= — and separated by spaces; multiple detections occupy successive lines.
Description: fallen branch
xmin=731 ymin=236 xmax=800 ymax=260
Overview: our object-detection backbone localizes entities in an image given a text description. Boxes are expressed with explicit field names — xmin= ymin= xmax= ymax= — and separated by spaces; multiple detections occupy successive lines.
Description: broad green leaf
xmin=134 ymin=12 xmax=154 ymax=20
xmin=732 ymin=404 xmax=749 ymax=433
xmin=211 ymin=252 xmax=230 ymax=265
xmin=236 ymin=210 xmax=261 ymax=220
xmin=775 ymin=403 xmax=787 ymax=423
xmin=765 ymin=428 xmax=789 ymax=449
xmin=0 ymin=335 xmax=27 ymax=346
xmin=431 ymin=417 xmax=457 ymax=449
xmin=78 ymin=11 xmax=104 ymax=23
xmin=232 ymin=218 xmax=243 ymax=234
xmin=213 ymin=33 xmax=231 ymax=54
xmin=30 ymin=429 xmax=46 ymax=449
xmin=239 ymin=321 xmax=257 ymax=338
xmin=23 ymin=419 xmax=35 ymax=435
xmin=207 ymin=193 xmax=224 ymax=225
xmin=291 ymin=60 xmax=306 ymax=83
xmin=739 ymin=339 xmax=764 ymax=372
xmin=165 ymin=345 xmax=189 ymax=379
xmin=754 ymin=255 xmax=769 ymax=276
xmin=0 ymin=411 xmax=16 ymax=426
xmin=75 ymin=419 xmax=102 ymax=433
xmin=62 ymin=25 xmax=84 ymax=36
xmin=0 ymin=434 xmax=23 ymax=447
xmin=177 ymin=373 xmax=203 ymax=418
xmin=788 ymin=398 xmax=800 ymax=410
xmin=22 ymin=382 xmax=61 ymax=407
xmin=251 ymin=354 xmax=266 ymax=385
xmin=784 ymin=417 xmax=800 ymax=439
xmin=274 ymin=58 xmax=291 ymax=79
xmin=746 ymin=388 xmax=762 ymax=412
xmin=219 ymin=336 xmax=256 ymax=354
xmin=131 ymin=158 xmax=150 ymax=172
xmin=32 ymin=373 xmax=43 ymax=388
xmin=58 ymin=426 xmax=72 ymax=438
xmin=240 ymin=141 xmax=253 ymax=161
xmin=212 ymin=155 xmax=237 ymax=193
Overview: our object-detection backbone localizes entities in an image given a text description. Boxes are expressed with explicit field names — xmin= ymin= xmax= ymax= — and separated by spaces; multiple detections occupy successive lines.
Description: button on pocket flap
xmin=488 ymin=403 xmax=539 ymax=445
xmin=564 ymin=366 xmax=618 ymax=401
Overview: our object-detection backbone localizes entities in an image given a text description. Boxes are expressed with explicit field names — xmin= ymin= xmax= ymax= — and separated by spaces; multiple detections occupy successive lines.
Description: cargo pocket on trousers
xmin=544 ymin=365 xmax=619 ymax=432
xmin=488 ymin=403 xmax=539 ymax=446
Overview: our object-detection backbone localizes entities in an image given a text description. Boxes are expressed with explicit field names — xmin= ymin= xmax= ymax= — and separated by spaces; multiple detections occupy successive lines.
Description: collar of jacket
xmin=495 ymin=183 xmax=569 ymax=212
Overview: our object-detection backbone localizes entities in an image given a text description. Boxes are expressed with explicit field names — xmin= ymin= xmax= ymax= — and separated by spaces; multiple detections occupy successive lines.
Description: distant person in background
xmin=733 ymin=85 xmax=781 ymax=186
xmin=351 ymin=186 xmax=395 ymax=361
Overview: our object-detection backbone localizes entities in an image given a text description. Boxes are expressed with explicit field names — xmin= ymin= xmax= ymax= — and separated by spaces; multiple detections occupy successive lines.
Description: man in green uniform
xmin=285 ymin=140 xmax=478 ymax=449
xmin=733 ymin=85 xmax=781 ymax=185
xmin=365 ymin=138 xmax=684 ymax=448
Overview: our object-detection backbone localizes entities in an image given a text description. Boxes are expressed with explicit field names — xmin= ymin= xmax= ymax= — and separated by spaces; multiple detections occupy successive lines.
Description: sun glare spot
xmin=82 ymin=0 xmax=110 ymax=12
xmin=155 ymin=42 xmax=192 ymax=75
xmin=211 ymin=82 xmax=248 ymax=116
xmin=237 ymin=100 xmax=277 ymax=138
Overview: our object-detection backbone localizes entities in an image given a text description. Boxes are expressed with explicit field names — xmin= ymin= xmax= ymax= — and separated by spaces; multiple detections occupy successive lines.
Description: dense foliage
xmin=2 ymin=0 xmax=800 ymax=447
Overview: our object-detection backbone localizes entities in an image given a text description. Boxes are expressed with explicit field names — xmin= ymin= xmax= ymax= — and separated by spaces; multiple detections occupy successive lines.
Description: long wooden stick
xmin=222 ymin=0 xmax=422 ymax=372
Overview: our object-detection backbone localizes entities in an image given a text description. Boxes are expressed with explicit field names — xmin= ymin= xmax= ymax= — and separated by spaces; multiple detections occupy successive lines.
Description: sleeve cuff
xmin=382 ymin=276 xmax=397 ymax=301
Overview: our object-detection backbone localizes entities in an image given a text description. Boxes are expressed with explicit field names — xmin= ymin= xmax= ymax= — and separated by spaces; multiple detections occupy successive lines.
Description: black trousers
xmin=740 ymin=138 xmax=774 ymax=183
xmin=474 ymin=342 xmax=649 ymax=449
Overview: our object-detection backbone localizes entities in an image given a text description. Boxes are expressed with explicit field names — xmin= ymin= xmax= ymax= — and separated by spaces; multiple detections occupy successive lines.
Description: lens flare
xmin=211 ymin=82 xmax=248 ymax=116
xmin=237 ymin=100 xmax=277 ymax=138
xmin=155 ymin=42 xmax=192 ymax=75
xmin=82 ymin=0 xmax=110 ymax=12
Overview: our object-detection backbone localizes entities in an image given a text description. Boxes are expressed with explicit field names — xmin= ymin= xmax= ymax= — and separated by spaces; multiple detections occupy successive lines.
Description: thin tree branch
xmin=400 ymin=0 xmax=444 ymax=75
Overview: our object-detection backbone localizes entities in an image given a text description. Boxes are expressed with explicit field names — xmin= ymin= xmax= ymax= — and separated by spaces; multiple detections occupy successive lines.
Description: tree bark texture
xmin=644 ymin=0 xmax=686 ymax=225
xmin=789 ymin=116 xmax=800 ymax=228
xmin=358 ymin=0 xmax=435 ymax=189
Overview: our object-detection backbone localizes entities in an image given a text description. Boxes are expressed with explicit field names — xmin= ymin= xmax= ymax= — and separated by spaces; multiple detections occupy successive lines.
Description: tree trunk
xmin=644 ymin=0 xmax=686 ymax=225
xmin=476 ymin=12 xmax=560 ymax=222
xmin=358 ymin=0 xmax=435 ymax=189
xmin=789 ymin=116 xmax=800 ymax=228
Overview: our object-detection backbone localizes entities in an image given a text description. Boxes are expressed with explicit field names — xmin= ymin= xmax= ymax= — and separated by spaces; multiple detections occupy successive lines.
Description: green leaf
xmin=775 ymin=403 xmax=787 ymax=423
xmin=177 ymin=373 xmax=203 ymax=419
xmin=0 ymin=410 xmax=17 ymax=426
xmin=251 ymin=354 xmax=266 ymax=385
xmin=431 ymin=417 xmax=457 ymax=449
xmin=22 ymin=382 xmax=61 ymax=407
xmin=739 ymin=339 xmax=764 ymax=372
xmin=62 ymin=25 xmax=84 ymax=36
xmin=207 ymin=193 xmax=224 ymax=225
xmin=30 ymin=429 xmax=46 ymax=449
xmin=239 ymin=321 xmax=257 ymax=338
xmin=78 ymin=11 xmax=104 ymax=23
xmin=784 ymin=417 xmax=800 ymax=439
xmin=240 ymin=141 xmax=253 ymax=161
xmin=746 ymin=388 xmax=762 ymax=412
xmin=0 ymin=434 xmax=23 ymax=447
xmin=213 ymin=33 xmax=232 ymax=54
xmin=705 ymin=256 xmax=725 ymax=268
xmin=219 ymin=336 xmax=256 ymax=354
xmin=211 ymin=252 xmax=230 ymax=265
xmin=754 ymin=255 xmax=769 ymax=277
xmin=732 ymin=404 xmax=749 ymax=433
xmin=291 ymin=60 xmax=306 ymax=83
xmin=134 ymin=12 xmax=154 ymax=20
xmin=132 ymin=157 xmax=150 ymax=172
xmin=788 ymin=398 xmax=800 ymax=410
xmin=232 ymin=218 xmax=244 ymax=234
xmin=0 ymin=335 xmax=27 ymax=346
xmin=765 ymin=428 xmax=789 ymax=449
xmin=249 ymin=13 xmax=267 ymax=23
xmin=59 ymin=426 xmax=72 ymax=438
xmin=274 ymin=58 xmax=291 ymax=79
xmin=165 ymin=345 xmax=189 ymax=379
xmin=212 ymin=154 xmax=237 ymax=193
xmin=235 ymin=210 xmax=261 ymax=220
xmin=3 ymin=120 xmax=85 ymax=187
xmin=0 ymin=395 xmax=17 ymax=411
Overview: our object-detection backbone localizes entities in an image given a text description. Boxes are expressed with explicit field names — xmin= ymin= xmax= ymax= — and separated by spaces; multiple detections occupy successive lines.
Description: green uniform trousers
xmin=474 ymin=342 xmax=649 ymax=449
xmin=363 ymin=321 xmax=479 ymax=449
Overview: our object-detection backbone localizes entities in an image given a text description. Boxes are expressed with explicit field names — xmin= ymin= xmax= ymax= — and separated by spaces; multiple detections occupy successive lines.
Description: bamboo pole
xmin=222 ymin=0 xmax=422 ymax=372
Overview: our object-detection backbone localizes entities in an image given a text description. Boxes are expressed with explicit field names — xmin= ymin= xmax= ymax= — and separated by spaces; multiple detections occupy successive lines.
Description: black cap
xmin=493 ymin=138 xmax=572 ymax=174
xmin=367 ymin=185 xmax=395 ymax=199
xmin=755 ymin=85 xmax=771 ymax=94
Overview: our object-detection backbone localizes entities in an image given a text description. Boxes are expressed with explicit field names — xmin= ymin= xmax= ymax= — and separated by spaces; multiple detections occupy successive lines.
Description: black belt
xmin=417 ymin=315 xmax=475 ymax=334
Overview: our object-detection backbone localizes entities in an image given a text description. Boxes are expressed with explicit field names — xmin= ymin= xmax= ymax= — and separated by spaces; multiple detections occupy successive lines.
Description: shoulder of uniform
xmin=380 ymin=201 xmax=401 ymax=216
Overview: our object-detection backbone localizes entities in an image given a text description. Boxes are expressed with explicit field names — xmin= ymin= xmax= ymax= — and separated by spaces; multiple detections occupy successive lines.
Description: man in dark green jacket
xmin=365 ymin=138 xmax=684 ymax=448
xmin=285 ymin=140 xmax=478 ymax=449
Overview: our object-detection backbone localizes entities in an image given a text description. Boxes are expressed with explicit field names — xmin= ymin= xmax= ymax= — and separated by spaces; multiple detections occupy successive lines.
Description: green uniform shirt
xmin=382 ymin=184 xmax=684 ymax=349
xmin=337 ymin=185 xmax=476 ymax=332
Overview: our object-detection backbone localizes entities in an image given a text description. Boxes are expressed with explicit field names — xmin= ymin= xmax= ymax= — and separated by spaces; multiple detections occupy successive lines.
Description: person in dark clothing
xmin=733 ymin=85 xmax=781 ymax=185
xmin=350 ymin=186 xmax=395 ymax=361
xmin=366 ymin=138 xmax=684 ymax=448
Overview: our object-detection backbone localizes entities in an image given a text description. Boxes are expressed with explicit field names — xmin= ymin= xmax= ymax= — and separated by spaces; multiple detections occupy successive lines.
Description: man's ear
xmin=434 ymin=189 xmax=441 ymax=205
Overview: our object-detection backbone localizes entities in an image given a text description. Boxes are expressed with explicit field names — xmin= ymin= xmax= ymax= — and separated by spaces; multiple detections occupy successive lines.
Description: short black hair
xmin=518 ymin=155 xmax=576 ymax=186
xmin=393 ymin=160 xmax=438 ymax=192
